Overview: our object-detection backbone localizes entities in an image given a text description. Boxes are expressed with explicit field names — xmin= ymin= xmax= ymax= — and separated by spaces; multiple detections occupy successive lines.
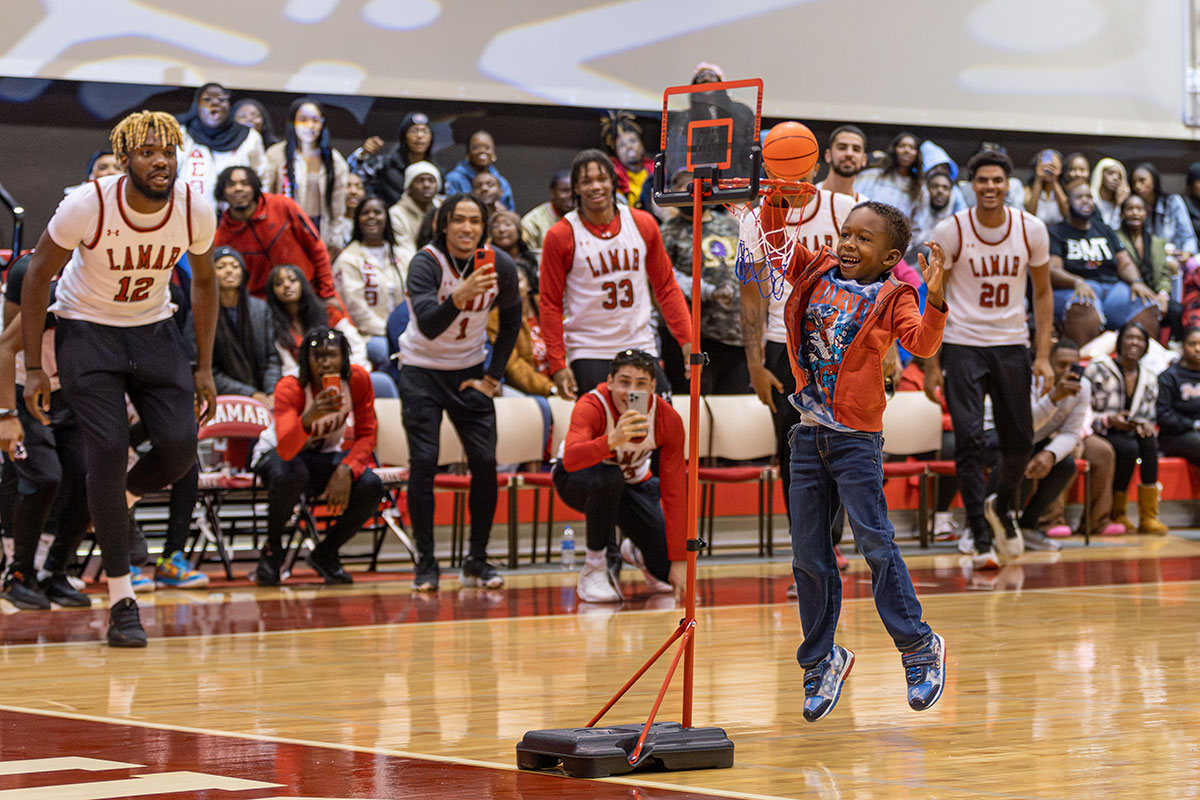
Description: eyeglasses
xmin=307 ymin=330 xmax=340 ymax=348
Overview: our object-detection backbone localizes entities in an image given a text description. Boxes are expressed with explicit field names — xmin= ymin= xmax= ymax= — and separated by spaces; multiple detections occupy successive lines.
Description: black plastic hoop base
xmin=516 ymin=722 xmax=734 ymax=778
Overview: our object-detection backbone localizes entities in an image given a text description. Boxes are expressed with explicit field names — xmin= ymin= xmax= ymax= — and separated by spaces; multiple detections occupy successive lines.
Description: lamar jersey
xmin=929 ymin=207 xmax=1049 ymax=347
xmin=539 ymin=205 xmax=690 ymax=373
xmin=745 ymin=189 xmax=856 ymax=344
xmin=47 ymin=174 xmax=214 ymax=327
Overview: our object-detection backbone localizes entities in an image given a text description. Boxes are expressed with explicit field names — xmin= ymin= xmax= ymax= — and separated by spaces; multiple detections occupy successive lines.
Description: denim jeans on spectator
xmin=1052 ymin=279 xmax=1157 ymax=329
xmin=366 ymin=335 xmax=390 ymax=372
xmin=789 ymin=423 xmax=931 ymax=667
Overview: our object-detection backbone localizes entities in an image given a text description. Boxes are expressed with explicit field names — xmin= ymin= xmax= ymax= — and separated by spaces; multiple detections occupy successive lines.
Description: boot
xmin=1110 ymin=490 xmax=1133 ymax=532
xmin=1137 ymin=484 xmax=1169 ymax=535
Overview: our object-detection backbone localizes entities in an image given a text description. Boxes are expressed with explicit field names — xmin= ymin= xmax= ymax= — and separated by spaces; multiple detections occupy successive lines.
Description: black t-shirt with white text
xmin=1049 ymin=219 xmax=1125 ymax=283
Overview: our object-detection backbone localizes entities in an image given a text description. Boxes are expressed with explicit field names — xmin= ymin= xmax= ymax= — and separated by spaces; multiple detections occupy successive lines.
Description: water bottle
xmin=560 ymin=526 xmax=576 ymax=571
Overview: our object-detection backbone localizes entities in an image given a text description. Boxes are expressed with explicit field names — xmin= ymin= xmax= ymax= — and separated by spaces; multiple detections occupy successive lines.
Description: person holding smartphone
xmin=1024 ymin=149 xmax=1068 ymax=225
xmin=397 ymin=193 xmax=521 ymax=592
xmin=1010 ymin=339 xmax=1092 ymax=551
xmin=552 ymin=349 xmax=687 ymax=603
xmin=250 ymin=326 xmax=384 ymax=585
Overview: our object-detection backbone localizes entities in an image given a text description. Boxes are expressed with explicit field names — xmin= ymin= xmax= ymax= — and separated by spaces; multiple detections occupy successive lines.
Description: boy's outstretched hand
xmin=918 ymin=242 xmax=947 ymax=308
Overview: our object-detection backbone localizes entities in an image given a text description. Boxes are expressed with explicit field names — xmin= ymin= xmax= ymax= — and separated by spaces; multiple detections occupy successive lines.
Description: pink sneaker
xmin=1045 ymin=525 xmax=1072 ymax=539
xmin=1099 ymin=523 xmax=1126 ymax=536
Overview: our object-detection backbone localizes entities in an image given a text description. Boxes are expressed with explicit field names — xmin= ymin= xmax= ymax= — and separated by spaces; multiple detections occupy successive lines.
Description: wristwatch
xmin=0 ymin=409 xmax=18 ymax=419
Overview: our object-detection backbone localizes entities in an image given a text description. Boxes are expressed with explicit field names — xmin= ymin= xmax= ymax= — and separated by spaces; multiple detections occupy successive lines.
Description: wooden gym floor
xmin=1 ymin=533 xmax=1200 ymax=799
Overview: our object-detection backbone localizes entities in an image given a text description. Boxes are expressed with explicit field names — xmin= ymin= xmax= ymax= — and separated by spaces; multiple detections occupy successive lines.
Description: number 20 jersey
xmin=48 ymin=174 xmax=213 ymax=327
xmin=562 ymin=204 xmax=656 ymax=361
xmin=931 ymin=207 xmax=1049 ymax=347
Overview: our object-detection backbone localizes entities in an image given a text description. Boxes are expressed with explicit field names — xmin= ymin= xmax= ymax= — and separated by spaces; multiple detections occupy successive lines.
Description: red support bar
xmin=628 ymin=622 xmax=696 ymax=765
xmin=586 ymin=621 xmax=688 ymax=728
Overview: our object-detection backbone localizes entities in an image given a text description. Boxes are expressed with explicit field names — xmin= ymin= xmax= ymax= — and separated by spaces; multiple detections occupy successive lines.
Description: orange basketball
xmin=762 ymin=121 xmax=819 ymax=181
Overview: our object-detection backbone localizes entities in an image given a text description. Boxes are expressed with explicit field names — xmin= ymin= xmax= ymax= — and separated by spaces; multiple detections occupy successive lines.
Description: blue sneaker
xmin=904 ymin=632 xmax=947 ymax=711
xmin=155 ymin=550 xmax=210 ymax=589
xmin=802 ymin=644 xmax=855 ymax=722
xmin=129 ymin=565 xmax=155 ymax=593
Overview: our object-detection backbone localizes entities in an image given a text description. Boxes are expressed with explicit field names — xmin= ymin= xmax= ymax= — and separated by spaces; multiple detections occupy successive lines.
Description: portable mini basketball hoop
xmin=517 ymin=79 xmax=815 ymax=779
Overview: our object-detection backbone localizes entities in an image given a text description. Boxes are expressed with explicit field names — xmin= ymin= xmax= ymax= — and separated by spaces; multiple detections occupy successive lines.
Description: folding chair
xmin=879 ymin=392 xmax=944 ymax=547
xmin=193 ymin=395 xmax=273 ymax=578
xmin=695 ymin=394 xmax=771 ymax=555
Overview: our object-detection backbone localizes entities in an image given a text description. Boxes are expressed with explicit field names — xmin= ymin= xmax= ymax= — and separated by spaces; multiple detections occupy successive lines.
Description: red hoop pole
xmin=682 ymin=174 xmax=705 ymax=727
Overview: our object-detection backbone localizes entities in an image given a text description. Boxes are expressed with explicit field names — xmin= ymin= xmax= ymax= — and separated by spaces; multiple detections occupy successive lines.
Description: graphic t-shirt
xmin=791 ymin=269 xmax=882 ymax=431
xmin=1049 ymin=219 xmax=1125 ymax=283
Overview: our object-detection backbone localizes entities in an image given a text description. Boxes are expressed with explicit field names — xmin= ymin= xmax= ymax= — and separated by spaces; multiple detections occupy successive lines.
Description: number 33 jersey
xmin=47 ymin=174 xmax=214 ymax=327
xmin=562 ymin=204 xmax=656 ymax=360
xmin=930 ymin=207 xmax=1048 ymax=347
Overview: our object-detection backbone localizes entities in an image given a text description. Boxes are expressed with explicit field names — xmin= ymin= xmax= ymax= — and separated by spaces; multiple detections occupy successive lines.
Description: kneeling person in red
xmin=251 ymin=327 xmax=384 ymax=585
xmin=552 ymin=349 xmax=687 ymax=603
xmin=783 ymin=202 xmax=949 ymax=721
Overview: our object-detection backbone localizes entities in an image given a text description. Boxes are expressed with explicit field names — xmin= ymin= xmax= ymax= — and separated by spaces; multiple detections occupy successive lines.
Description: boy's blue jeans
xmin=789 ymin=423 xmax=932 ymax=667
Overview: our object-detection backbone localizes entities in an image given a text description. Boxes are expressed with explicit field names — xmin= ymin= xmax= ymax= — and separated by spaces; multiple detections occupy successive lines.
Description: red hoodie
xmin=561 ymin=384 xmax=687 ymax=562
xmin=783 ymin=244 xmax=947 ymax=432
xmin=214 ymin=193 xmax=336 ymax=300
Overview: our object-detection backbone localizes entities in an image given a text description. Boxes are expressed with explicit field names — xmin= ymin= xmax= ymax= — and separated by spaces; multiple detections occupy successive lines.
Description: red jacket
xmin=214 ymin=193 xmax=335 ymax=300
xmin=784 ymin=245 xmax=947 ymax=432
xmin=272 ymin=365 xmax=376 ymax=478
xmin=561 ymin=384 xmax=688 ymax=562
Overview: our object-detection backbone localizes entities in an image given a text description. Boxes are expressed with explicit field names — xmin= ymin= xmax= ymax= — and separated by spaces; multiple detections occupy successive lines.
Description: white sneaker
xmin=985 ymin=494 xmax=1025 ymax=560
xmin=619 ymin=539 xmax=672 ymax=594
xmin=971 ymin=548 xmax=1001 ymax=571
xmin=956 ymin=528 xmax=976 ymax=556
xmin=577 ymin=561 xmax=623 ymax=603
xmin=933 ymin=512 xmax=959 ymax=542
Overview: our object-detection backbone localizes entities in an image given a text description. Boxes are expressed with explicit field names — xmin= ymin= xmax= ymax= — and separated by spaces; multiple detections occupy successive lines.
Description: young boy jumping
xmin=776 ymin=200 xmax=948 ymax=722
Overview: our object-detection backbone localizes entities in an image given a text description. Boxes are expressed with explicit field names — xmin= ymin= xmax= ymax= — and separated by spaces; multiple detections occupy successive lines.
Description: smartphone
xmin=475 ymin=247 xmax=495 ymax=274
xmin=1068 ymin=363 xmax=1085 ymax=378
xmin=322 ymin=374 xmax=340 ymax=394
xmin=626 ymin=390 xmax=650 ymax=416
xmin=1040 ymin=150 xmax=1054 ymax=166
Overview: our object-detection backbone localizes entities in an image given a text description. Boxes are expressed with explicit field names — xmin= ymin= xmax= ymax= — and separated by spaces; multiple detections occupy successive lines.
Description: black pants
xmin=1161 ymin=431 xmax=1200 ymax=468
xmin=572 ymin=358 xmax=671 ymax=398
xmin=255 ymin=449 xmax=384 ymax=557
xmin=552 ymin=461 xmax=670 ymax=582
xmin=1102 ymin=429 xmax=1159 ymax=489
xmin=398 ymin=364 xmax=497 ymax=561
xmin=1 ymin=390 xmax=82 ymax=574
xmin=55 ymin=318 xmax=198 ymax=579
xmin=942 ymin=343 xmax=1033 ymax=548
xmin=1017 ymin=439 xmax=1077 ymax=528
xmin=700 ymin=338 xmax=750 ymax=395
xmin=130 ymin=420 xmax=199 ymax=556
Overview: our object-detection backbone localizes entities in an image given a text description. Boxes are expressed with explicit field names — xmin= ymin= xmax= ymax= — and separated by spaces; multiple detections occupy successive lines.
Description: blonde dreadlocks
xmin=110 ymin=111 xmax=183 ymax=157
xmin=599 ymin=110 xmax=640 ymax=155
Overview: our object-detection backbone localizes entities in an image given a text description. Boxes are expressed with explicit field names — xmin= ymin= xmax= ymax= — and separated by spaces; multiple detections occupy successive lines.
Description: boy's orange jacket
xmin=783 ymin=245 xmax=947 ymax=432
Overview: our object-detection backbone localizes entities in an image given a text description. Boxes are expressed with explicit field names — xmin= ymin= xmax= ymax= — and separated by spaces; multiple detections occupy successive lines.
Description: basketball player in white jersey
xmin=553 ymin=349 xmax=687 ymax=602
xmin=22 ymin=111 xmax=218 ymax=646
xmin=815 ymin=125 xmax=871 ymax=203
xmin=539 ymin=149 xmax=692 ymax=399
xmin=398 ymin=193 xmax=521 ymax=592
xmin=926 ymin=149 xmax=1054 ymax=569
xmin=740 ymin=156 xmax=857 ymax=534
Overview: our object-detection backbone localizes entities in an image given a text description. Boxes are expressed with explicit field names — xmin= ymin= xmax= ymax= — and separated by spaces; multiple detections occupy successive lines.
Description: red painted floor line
xmin=0 ymin=709 xmax=722 ymax=799
xmin=3 ymin=555 xmax=1200 ymax=646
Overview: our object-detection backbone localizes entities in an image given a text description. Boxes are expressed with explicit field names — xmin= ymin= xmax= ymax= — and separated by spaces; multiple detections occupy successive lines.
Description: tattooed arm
xmin=740 ymin=280 xmax=781 ymax=412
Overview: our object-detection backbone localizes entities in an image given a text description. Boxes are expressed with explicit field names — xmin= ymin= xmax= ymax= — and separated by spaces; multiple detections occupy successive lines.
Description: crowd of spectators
xmin=6 ymin=64 xmax=1200 ymax=605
